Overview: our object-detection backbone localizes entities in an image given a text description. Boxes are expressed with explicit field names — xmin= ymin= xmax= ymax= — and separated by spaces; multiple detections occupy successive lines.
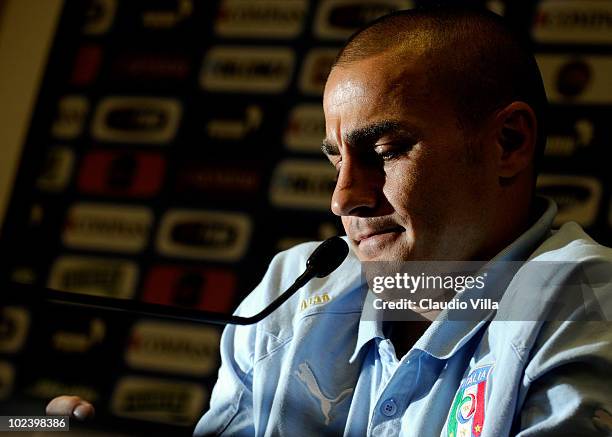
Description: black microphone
xmin=8 ymin=236 xmax=349 ymax=326
xmin=306 ymin=235 xmax=350 ymax=278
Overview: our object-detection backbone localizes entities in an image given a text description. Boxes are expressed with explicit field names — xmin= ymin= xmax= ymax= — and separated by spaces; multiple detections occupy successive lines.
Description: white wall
xmin=0 ymin=0 xmax=63 ymax=234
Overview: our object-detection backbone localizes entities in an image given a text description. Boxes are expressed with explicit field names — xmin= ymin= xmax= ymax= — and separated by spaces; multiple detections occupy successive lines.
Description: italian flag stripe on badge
xmin=447 ymin=365 xmax=493 ymax=437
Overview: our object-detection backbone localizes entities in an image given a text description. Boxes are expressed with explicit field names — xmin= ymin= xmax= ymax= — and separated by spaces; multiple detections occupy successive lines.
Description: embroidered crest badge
xmin=447 ymin=364 xmax=493 ymax=437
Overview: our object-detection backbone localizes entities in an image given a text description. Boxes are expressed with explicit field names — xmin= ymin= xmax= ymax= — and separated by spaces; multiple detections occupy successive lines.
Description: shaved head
xmin=333 ymin=7 xmax=548 ymax=170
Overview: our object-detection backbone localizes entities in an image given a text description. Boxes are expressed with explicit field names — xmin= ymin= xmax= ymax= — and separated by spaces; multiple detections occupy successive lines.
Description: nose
xmin=331 ymin=157 xmax=384 ymax=216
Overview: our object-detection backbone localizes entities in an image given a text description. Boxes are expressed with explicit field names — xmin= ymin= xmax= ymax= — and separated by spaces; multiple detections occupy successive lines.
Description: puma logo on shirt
xmin=295 ymin=362 xmax=353 ymax=425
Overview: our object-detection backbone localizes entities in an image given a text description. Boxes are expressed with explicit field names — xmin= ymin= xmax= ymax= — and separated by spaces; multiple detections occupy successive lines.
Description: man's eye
xmin=374 ymin=144 xmax=409 ymax=161
xmin=377 ymin=150 xmax=402 ymax=161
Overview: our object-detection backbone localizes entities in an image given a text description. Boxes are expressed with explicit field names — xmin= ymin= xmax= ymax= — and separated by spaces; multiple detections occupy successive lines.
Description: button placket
xmin=378 ymin=339 xmax=400 ymax=389
xmin=373 ymin=352 xmax=422 ymax=424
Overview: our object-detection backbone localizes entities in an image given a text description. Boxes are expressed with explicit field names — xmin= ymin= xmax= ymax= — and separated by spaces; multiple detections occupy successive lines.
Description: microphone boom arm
xmin=4 ymin=236 xmax=349 ymax=326
xmin=41 ymin=267 xmax=313 ymax=326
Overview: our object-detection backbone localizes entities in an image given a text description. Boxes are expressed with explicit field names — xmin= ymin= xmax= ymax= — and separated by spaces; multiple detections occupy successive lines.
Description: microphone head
xmin=306 ymin=236 xmax=349 ymax=278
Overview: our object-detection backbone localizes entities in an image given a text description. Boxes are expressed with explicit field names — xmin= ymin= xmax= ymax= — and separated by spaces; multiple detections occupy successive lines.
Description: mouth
xmin=355 ymin=226 xmax=405 ymax=244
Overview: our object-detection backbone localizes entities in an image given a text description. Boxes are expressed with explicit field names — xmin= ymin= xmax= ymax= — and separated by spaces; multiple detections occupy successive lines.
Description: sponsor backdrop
xmin=0 ymin=0 xmax=611 ymax=434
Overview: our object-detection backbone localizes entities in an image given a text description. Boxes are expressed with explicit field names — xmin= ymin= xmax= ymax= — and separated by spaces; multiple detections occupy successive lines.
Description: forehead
xmin=323 ymin=51 xmax=450 ymax=139
xmin=325 ymin=51 xmax=430 ymax=107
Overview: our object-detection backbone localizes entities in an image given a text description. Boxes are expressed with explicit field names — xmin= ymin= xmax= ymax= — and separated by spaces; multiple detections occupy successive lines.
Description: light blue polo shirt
xmin=194 ymin=198 xmax=612 ymax=436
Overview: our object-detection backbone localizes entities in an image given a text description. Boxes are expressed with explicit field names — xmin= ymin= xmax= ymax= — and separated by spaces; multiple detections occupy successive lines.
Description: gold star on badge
xmin=475 ymin=425 xmax=482 ymax=432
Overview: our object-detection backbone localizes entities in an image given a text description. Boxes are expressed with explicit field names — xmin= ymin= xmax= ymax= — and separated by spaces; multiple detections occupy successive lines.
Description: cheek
xmin=341 ymin=216 xmax=352 ymax=234
xmin=382 ymin=160 xmax=426 ymax=213
xmin=383 ymin=153 xmax=466 ymax=232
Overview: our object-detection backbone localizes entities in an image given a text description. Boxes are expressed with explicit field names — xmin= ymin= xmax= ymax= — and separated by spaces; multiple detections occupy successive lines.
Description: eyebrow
xmin=321 ymin=120 xmax=406 ymax=156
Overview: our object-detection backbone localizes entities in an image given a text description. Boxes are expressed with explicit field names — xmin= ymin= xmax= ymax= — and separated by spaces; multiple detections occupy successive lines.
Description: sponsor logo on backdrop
xmin=537 ymin=55 xmax=612 ymax=104
xmin=36 ymin=146 xmax=75 ymax=192
xmin=48 ymin=256 xmax=138 ymax=298
xmin=206 ymin=105 xmax=263 ymax=141
xmin=314 ymin=0 xmax=412 ymax=40
xmin=51 ymin=318 xmax=106 ymax=354
xmin=91 ymin=97 xmax=182 ymax=144
xmin=537 ymin=175 xmax=602 ymax=228
xmin=157 ymin=210 xmax=252 ymax=261
xmin=533 ymin=0 xmax=612 ymax=44
xmin=200 ymin=46 xmax=295 ymax=93
xmin=62 ymin=203 xmax=152 ymax=253
xmin=545 ymin=118 xmax=594 ymax=157
xmin=284 ymin=104 xmax=326 ymax=153
xmin=175 ymin=161 xmax=262 ymax=198
xmin=299 ymin=48 xmax=340 ymax=95
xmin=0 ymin=361 xmax=14 ymax=400
xmin=486 ymin=0 xmax=505 ymax=16
xmin=556 ymin=59 xmax=592 ymax=98
xmin=126 ymin=321 xmax=220 ymax=376
xmin=111 ymin=376 xmax=207 ymax=425
xmin=26 ymin=378 xmax=99 ymax=402
xmin=141 ymin=0 xmax=193 ymax=29
xmin=270 ymin=160 xmax=337 ymax=210
xmin=110 ymin=52 xmax=191 ymax=82
xmin=0 ymin=306 xmax=30 ymax=354
xmin=83 ymin=0 xmax=116 ymax=35
xmin=78 ymin=151 xmax=165 ymax=197
xmin=51 ymin=95 xmax=89 ymax=140
xmin=142 ymin=266 xmax=237 ymax=312
xmin=71 ymin=45 xmax=103 ymax=86
xmin=215 ymin=0 xmax=307 ymax=38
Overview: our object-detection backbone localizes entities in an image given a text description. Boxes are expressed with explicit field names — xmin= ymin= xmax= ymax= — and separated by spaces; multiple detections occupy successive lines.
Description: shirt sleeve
xmin=192 ymin=244 xmax=312 ymax=436
xmin=192 ymin=261 xmax=268 ymax=436
xmin=515 ymin=259 xmax=612 ymax=436
xmin=193 ymin=319 xmax=257 ymax=436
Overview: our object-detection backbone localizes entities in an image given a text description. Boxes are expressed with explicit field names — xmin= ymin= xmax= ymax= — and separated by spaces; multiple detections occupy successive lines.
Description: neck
xmin=473 ymin=195 xmax=534 ymax=261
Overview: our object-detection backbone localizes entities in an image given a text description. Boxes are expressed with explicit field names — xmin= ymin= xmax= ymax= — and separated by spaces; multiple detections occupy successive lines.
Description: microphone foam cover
xmin=306 ymin=236 xmax=349 ymax=278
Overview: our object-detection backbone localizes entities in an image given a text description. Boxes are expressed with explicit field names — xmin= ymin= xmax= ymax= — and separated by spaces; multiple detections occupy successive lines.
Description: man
xmin=48 ymin=7 xmax=612 ymax=436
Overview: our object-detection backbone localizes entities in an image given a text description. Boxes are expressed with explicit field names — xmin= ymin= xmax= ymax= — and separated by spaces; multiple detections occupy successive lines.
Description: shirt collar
xmin=350 ymin=294 xmax=387 ymax=363
xmin=349 ymin=197 xmax=558 ymax=363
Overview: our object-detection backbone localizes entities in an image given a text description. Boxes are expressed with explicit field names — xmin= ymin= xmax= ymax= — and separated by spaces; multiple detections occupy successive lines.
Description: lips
xmin=354 ymin=225 xmax=405 ymax=243
xmin=349 ymin=221 xmax=406 ymax=260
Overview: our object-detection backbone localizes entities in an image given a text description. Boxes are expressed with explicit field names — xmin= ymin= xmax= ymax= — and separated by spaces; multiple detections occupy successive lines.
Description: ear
xmin=492 ymin=102 xmax=537 ymax=180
